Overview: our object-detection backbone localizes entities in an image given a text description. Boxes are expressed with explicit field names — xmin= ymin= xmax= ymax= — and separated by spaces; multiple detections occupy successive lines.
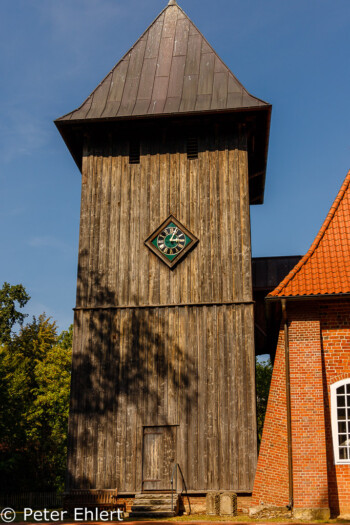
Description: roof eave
xmin=55 ymin=104 xmax=271 ymax=205
xmin=55 ymin=103 xmax=271 ymax=125
xmin=266 ymin=292 xmax=350 ymax=302
xmin=253 ymin=104 xmax=272 ymax=206
xmin=54 ymin=120 xmax=84 ymax=171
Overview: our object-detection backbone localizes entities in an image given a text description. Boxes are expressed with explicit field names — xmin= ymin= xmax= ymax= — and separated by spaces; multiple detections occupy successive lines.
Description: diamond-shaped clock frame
xmin=144 ymin=215 xmax=199 ymax=269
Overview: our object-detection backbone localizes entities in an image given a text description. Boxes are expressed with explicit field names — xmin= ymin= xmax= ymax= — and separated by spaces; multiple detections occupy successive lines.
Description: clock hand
xmin=170 ymin=228 xmax=178 ymax=242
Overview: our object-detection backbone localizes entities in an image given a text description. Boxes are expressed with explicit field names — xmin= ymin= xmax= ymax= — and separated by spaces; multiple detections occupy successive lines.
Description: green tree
xmin=256 ymin=357 xmax=273 ymax=444
xmin=58 ymin=323 xmax=73 ymax=350
xmin=0 ymin=315 xmax=72 ymax=491
xmin=30 ymin=325 xmax=72 ymax=491
xmin=0 ymin=282 xmax=30 ymax=344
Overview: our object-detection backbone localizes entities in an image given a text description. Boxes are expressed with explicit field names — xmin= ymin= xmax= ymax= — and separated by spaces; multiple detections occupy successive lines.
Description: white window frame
xmin=331 ymin=378 xmax=350 ymax=464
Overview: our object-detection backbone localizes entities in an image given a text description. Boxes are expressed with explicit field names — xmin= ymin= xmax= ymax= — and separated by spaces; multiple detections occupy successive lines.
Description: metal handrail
xmin=170 ymin=463 xmax=191 ymax=515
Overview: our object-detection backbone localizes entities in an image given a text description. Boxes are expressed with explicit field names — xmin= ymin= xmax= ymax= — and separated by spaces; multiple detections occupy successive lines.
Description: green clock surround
xmin=145 ymin=215 xmax=199 ymax=269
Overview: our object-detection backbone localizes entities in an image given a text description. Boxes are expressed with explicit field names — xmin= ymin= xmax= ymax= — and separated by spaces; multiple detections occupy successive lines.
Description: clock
xmin=145 ymin=215 xmax=199 ymax=269
xmin=156 ymin=224 xmax=187 ymax=257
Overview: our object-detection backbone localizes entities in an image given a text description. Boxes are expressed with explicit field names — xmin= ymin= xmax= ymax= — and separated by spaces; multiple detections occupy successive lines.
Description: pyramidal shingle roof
xmin=56 ymin=0 xmax=269 ymax=122
xmin=269 ymin=170 xmax=350 ymax=298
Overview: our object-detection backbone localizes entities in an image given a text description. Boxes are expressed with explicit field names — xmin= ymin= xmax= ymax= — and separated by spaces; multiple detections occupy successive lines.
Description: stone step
xmin=132 ymin=498 xmax=174 ymax=505
xmin=132 ymin=504 xmax=174 ymax=511
xmin=134 ymin=493 xmax=173 ymax=500
xmin=129 ymin=511 xmax=176 ymax=518
xmin=130 ymin=493 xmax=179 ymax=517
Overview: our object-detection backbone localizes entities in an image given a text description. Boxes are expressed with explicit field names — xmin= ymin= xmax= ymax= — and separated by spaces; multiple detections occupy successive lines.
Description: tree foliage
xmin=256 ymin=357 xmax=273 ymax=444
xmin=0 ymin=287 xmax=72 ymax=492
xmin=0 ymin=282 xmax=30 ymax=344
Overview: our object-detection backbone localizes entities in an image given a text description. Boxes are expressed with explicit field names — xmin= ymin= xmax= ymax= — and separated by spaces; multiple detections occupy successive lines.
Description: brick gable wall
xmin=253 ymin=300 xmax=350 ymax=516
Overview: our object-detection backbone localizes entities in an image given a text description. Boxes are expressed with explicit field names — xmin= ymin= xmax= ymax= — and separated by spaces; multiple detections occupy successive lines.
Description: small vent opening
xmin=129 ymin=140 xmax=140 ymax=164
xmin=187 ymin=137 xmax=198 ymax=159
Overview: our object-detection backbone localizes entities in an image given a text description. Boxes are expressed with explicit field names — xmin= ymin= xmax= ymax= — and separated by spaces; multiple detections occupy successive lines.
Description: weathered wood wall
xmin=68 ymin=305 xmax=256 ymax=492
xmin=67 ymin=122 xmax=257 ymax=493
xmin=76 ymin=125 xmax=252 ymax=308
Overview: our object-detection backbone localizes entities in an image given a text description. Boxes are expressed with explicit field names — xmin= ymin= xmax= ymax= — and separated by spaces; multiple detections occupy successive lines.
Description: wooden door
xmin=142 ymin=426 xmax=176 ymax=491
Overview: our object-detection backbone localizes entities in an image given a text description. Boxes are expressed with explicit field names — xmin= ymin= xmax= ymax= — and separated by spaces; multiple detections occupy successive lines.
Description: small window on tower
xmin=187 ymin=137 xmax=198 ymax=160
xmin=331 ymin=379 xmax=350 ymax=464
xmin=129 ymin=139 xmax=140 ymax=164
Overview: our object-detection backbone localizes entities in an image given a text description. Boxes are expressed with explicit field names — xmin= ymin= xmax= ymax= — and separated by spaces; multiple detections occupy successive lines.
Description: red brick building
xmin=252 ymin=170 xmax=350 ymax=519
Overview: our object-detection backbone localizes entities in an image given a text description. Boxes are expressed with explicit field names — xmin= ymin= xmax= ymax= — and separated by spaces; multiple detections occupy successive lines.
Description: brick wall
xmin=181 ymin=495 xmax=206 ymax=514
xmin=252 ymin=299 xmax=350 ymax=516
xmin=115 ymin=497 xmax=134 ymax=513
xmin=252 ymin=327 xmax=289 ymax=506
xmin=288 ymin=304 xmax=329 ymax=509
xmin=237 ymin=494 xmax=253 ymax=513
xmin=320 ymin=301 xmax=350 ymax=516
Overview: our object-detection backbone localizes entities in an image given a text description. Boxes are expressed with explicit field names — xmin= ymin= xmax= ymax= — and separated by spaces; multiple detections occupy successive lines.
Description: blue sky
xmin=0 ymin=0 xmax=349 ymax=331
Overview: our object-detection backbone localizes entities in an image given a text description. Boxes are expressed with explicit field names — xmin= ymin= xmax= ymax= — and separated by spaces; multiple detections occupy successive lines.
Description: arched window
xmin=331 ymin=379 xmax=350 ymax=464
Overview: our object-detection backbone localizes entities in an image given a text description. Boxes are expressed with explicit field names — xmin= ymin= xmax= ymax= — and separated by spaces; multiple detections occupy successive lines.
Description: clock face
xmin=145 ymin=216 xmax=199 ymax=268
xmin=152 ymin=222 xmax=191 ymax=261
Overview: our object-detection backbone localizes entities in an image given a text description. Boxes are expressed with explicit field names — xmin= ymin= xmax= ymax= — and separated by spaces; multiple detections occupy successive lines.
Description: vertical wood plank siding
xmin=69 ymin=304 xmax=256 ymax=491
xmin=75 ymin=128 xmax=252 ymax=309
xmin=69 ymin=126 xmax=257 ymax=492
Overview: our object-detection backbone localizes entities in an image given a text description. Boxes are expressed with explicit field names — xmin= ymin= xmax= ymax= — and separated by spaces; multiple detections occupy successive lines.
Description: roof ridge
xmin=268 ymin=169 xmax=350 ymax=297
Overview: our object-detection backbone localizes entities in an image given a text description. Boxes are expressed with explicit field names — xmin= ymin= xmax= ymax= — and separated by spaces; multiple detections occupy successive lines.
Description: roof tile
xmin=269 ymin=170 xmax=350 ymax=298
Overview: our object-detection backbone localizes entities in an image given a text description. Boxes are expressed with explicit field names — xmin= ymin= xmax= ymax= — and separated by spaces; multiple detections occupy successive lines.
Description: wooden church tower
xmin=56 ymin=0 xmax=271 ymax=500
